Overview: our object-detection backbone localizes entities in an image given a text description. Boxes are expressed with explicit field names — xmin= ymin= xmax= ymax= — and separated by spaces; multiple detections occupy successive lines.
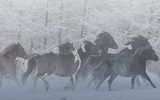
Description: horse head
xmin=94 ymin=31 xmax=118 ymax=54
xmin=59 ymin=42 xmax=75 ymax=55
xmin=1 ymin=43 xmax=27 ymax=59
xmin=126 ymin=35 xmax=150 ymax=52
xmin=143 ymin=45 xmax=159 ymax=61
xmin=81 ymin=40 xmax=102 ymax=55
xmin=15 ymin=43 xmax=27 ymax=59
xmin=133 ymin=45 xmax=159 ymax=62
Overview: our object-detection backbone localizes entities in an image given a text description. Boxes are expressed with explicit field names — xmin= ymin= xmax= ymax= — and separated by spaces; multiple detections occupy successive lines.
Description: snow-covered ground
xmin=0 ymin=73 xmax=160 ymax=100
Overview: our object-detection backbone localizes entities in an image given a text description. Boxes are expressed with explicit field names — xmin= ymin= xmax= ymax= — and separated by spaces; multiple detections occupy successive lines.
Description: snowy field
xmin=0 ymin=73 xmax=160 ymax=100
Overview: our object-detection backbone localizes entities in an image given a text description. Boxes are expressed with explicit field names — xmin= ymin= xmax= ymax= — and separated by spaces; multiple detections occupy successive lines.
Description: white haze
xmin=0 ymin=0 xmax=160 ymax=100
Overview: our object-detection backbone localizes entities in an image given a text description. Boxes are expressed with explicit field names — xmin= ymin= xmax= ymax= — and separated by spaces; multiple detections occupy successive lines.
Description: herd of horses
xmin=0 ymin=31 xmax=159 ymax=92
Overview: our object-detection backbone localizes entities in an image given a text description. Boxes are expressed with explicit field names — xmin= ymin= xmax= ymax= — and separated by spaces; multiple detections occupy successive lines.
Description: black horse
xmin=94 ymin=31 xmax=118 ymax=54
xmin=22 ymin=41 xmax=102 ymax=91
xmin=75 ymin=31 xmax=118 ymax=82
xmin=59 ymin=42 xmax=74 ymax=55
xmin=21 ymin=42 xmax=75 ymax=85
xmin=88 ymin=35 xmax=153 ymax=89
xmin=105 ymin=45 xmax=159 ymax=91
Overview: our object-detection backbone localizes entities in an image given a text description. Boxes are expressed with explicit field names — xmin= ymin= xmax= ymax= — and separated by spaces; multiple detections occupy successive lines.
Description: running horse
xmin=89 ymin=35 xmax=153 ymax=89
xmin=75 ymin=31 xmax=118 ymax=82
xmin=22 ymin=42 xmax=100 ymax=91
xmin=106 ymin=45 xmax=159 ymax=91
xmin=0 ymin=43 xmax=27 ymax=86
xmin=91 ymin=36 xmax=159 ymax=90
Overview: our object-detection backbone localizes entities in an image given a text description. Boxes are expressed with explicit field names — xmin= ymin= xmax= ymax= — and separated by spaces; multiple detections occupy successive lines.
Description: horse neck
xmin=78 ymin=48 xmax=88 ymax=58
xmin=77 ymin=48 xmax=92 ymax=64
xmin=5 ymin=50 xmax=18 ymax=60
xmin=133 ymin=52 xmax=148 ymax=69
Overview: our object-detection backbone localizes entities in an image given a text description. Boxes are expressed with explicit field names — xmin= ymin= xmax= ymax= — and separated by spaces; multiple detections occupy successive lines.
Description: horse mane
xmin=1 ymin=43 xmax=19 ymax=55
xmin=125 ymin=35 xmax=150 ymax=54
xmin=132 ymin=45 xmax=151 ymax=58
xmin=94 ymin=31 xmax=112 ymax=48
xmin=58 ymin=42 xmax=74 ymax=55
xmin=132 ymin=35 xmax=148 ymax=42
xmin=96 ymin=31 xmax=111 ymax=39
xmin=126 ymin=35 xmax=149 ymax=46
xmin=83 ymin=40 xmax=94 ymax=47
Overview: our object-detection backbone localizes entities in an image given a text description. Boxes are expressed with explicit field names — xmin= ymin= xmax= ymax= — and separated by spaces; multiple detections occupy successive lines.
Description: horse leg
xmin=0 ymin=75 xmax=3 ymax=87
xmin=86 ymin=77 xmax=93 ymax=88
xmin=136 ymin=76 xmax=141 ymax=87
xmin=13 ymin=74 xmax=20 ymax=87
xmin=108 ymin=74 xmax=117 ymax=91
xmin=64 ymin=76 xmax=75 ymax=90
xmin=95 ymin=71 xmax=110 ymax=90
xmin=40 ymin=76 xmax=50 ymax=91
xmin=74 ymin=73 xmax=79 ymax=88
xmin=141 ymin=73 xmax=156 ymax=88
xmin=71 ymin=76 xmax=75 ymax=90
xmin=142 ymin=76 xmax=149 ymax=86
xmin=33 ymin=76 xmax=38 ymax=91
xmin=131 ymin=76 xmax=136 ymax=89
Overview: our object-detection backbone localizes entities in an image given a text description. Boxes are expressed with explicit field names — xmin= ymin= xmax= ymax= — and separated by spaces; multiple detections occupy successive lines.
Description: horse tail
xmin=21 ymin=55 xmax=39 ymax=84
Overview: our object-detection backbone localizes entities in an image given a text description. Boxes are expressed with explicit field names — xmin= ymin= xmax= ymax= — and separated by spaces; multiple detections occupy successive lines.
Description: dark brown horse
xmin=75 ymin=41 xmax=102 ymax=79
xmin=75 ymin=31 xmax=118 ymax=82
xmin=94 ymin=45 xmax=159 ymax=91
xmin=94 ymin=31 xmax=118 ymax=54
xmin=22 ymin=41 xmax=101 ymax=91
xmin=89 ymin=35 xmax=151 ymax=89
xmin=0 ymin=43 xmax=27 ymax=86
xmin=59 ymin=41 xmax=74 ymax=55
xmin=109 ymin=45 xmax=159 ymax=91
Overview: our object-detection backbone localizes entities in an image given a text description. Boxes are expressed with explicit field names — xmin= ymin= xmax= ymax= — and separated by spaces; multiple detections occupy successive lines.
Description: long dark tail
xmin=21 ymin=55 xmax=39 ymax=84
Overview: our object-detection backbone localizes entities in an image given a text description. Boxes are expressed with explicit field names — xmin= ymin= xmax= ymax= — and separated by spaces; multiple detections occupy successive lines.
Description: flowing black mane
xmin=94 ymin=31 xmax=118 ymax=54
xmin=58 ymin=42 xmax=74 ymax=55
xmin=126 ymin=35 xmax=150 ymax=51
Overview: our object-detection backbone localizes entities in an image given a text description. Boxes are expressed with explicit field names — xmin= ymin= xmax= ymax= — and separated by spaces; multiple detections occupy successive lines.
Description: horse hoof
xmin=153 ymin=86 xmax=156 ymax=88
xmin=64 ymin=86 xmax=71 ymax=90
xmin=86 ymin=84 xmax=91 ymax=89
xmin=71 ymin=87 xmax=75 ymax=91
xmin=45 ymin=88 xmax=49 ymax=92
xmin=45 ymin=86 xmax=49 ymax=91
xmin=95 ymin=87 xmax=100 ymax=90
xmin=109 ymin=89 xmax=112 ymax=91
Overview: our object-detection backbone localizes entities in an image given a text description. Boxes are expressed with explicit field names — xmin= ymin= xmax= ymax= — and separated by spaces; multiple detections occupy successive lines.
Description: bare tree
xmin=81 ymin=0 xmax=88 ymax=37
xmin=18 ymin=10 xmax=22 ymax=42
xmin=58 ymin=1 xmax=64 ymax=45
xmin=43 ymin=0 xmax=49 ymax=49
xmin=30 ymin=39 xmax=34 ymax=54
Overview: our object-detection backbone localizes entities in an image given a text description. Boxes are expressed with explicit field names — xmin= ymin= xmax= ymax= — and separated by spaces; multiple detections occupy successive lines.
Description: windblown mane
xmin=1 ymin=43 xmax=18 ymax=55
xmin=58 ymin=42 xmax=74 ymax=55
xmin=132 ymin=45 xmax=151 ymax=58
xmin=126 ymin=35 xmax=149 ymax=47
xmin=94 ymin=31 xmax=113 ymax=49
